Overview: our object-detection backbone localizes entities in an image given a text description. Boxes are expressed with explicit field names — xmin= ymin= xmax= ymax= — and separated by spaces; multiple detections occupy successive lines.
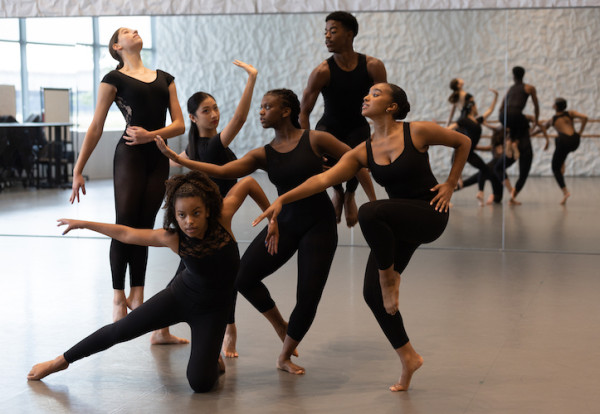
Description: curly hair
xmin=162 ymin=171 xmax=223 ymax=232
xmin=265 ymin=88 xmax=301 ymax=128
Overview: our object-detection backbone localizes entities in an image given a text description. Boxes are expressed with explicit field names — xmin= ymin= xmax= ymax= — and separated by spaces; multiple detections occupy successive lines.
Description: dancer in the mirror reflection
xmin=542 ymin=97 xmax=588 ymax=204
xmin=28 ymin=171 xmax=278 ymax=393
xmin=152 ymin=60 xmax=258 ymax=356
xmin=300 ymin=11 xmax=383 ymax=227
xmin=446 ymin=77 xmax=469 ymax=126
xmin=156 ymin=88 xmax=370 ymax=375
xmin=253 ymin=83 xmax=470 ymax=391
xmin=69 ymin=27 xmax=185 ymax=321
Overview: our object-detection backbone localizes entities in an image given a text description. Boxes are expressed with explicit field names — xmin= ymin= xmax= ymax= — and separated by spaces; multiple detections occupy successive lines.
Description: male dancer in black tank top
xmin=300 ymin=11 xmax=385 ymax=226
xmin=496 ymin=66 xmax=541 ymax=204
xmin=542 ymin=97 xmax=588 ymax=204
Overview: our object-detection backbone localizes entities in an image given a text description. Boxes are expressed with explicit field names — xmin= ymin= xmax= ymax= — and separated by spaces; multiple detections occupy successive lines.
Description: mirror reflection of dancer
xmin=254 ymin=83 xmax=471 ymax=391
xmin=156 ymin=89 xmax=370 ymax=375
xmin=496 ymin=66 xmax=541 ymax=204
xmin=542 ymin=98 xmax=588 ymax=204
xmin=28 ymin=172 xmax=277 ymax=393
xmin=449 ymin=88 xmax=504 ymax=204
xmin=300 ymin=11 xmax=384 ymax=227
xmin=153 ymin=61 xmax=258 ymax=356
xmin=70 ymin=27 xmax=185 ymax=321
xmin=446 ymin=78 xmax=469 ymax=126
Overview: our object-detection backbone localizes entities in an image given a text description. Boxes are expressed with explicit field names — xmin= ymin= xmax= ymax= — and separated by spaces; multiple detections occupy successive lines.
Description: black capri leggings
xmin=63 ymin=277 xmax=229 ymax=393
xmin=111 ymin=140 xmax=169 ymax=290
xmin=235 ymin=196 xmax=337 ymax=342
xmin=358 ymin=199 xmax=448 ymax=349
xmin=552 ymin=133 xmax=580 ymax=189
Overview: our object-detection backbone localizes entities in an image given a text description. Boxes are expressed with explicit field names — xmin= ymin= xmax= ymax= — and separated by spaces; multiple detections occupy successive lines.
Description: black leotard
xmin=358 ymin=122 xmax=449 ymax=348
xmin=551 ymin=112 xmax=581 ymax=189
xmin=316 ymin=53 xmax=374 ymax=193
xmin=235 ymin=130 xmax=337 ymax=342
xmin=186 ymin=133 xmax=237 ymax=196
xmin=63 ymin=223 xmax=239 ymax=393
xmin=102 ymin=70 xmax=174 ymax=290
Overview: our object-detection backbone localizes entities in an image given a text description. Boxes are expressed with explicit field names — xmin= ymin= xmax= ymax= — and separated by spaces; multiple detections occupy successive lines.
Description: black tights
xmin=552 ymin=134 xmax=580 ymax=189
xmin=235 ymin=199 xmax=337 ymax=342
xmin=358 ymin=199 xmax=448 ymax=349
xmin=495 ymin=143 xmax=533 ymax=196
xmin=466 ymin=151 xmax=503 ymax=202
xmin=63 ymin=279 xmax=229 ymax=393
xmin=111 ymin=141 xmax=169 ymax=289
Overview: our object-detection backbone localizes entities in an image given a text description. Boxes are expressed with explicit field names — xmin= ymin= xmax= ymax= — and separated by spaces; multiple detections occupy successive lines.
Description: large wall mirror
xmin=1 ymin=7 xmax=598 ymax=254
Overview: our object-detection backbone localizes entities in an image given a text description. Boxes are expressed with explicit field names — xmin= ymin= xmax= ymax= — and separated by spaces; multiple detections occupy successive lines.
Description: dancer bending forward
xmin=254 ymin=83 xmax=470 ymax=391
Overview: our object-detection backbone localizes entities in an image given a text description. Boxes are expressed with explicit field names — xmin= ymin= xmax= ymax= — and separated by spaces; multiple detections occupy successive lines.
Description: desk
xmin=0 ymin=122 xmax=73 ymax=188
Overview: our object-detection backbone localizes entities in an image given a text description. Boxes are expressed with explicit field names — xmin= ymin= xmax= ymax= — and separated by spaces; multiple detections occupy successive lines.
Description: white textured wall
xmin=155 ymin=8 xmax=600 ymax=179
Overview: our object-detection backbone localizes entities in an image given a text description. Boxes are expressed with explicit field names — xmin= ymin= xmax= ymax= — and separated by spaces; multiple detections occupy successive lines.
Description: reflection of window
xmin=0 ymin=18 xmax=19 ymax=41
xmin=0 ymin=41 xmax=22 ymax=120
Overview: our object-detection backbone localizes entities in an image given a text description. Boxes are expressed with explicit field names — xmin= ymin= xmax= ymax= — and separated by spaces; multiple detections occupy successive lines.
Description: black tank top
xmin=367 ymin=122 xmax=438 ymax=201
xmin=186 ymin=133 xmax=237 ymax=196
xmin=504 ymin=83 xmax=529 ymax=113
xmin=177 ymin=222 xmax=240 ymax=304
xmin=319 ymin=54 xmax=373 ymax=131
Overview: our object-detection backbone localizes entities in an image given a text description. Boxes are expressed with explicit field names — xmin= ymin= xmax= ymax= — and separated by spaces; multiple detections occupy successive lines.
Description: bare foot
xmin=222 ymin=323 xmax=238 ymax=358
xmin=476 ymin=191 xmax=484 ymax=206
xmin=344 ymin=191 xmax=358 ymax=227
xmin=150 ymin=328 xmax=189 ymax=345
xmin=27 ymin=355 xmax=69 ymax=380
xmin=379 ymin=267 xmax=401 ymax=315
xmin=509 ymin=197 xmax=522 ymax=206
xmin=331 ymin=189 xmax=344 ymax=224
xmin=560 ymin=189 xmax=570 ymax=205
xmin=486 ymin=194 xmax=496 ymax=205
xmin=277 ymin=358 xmax=305 ymax=375
xmin=389 ymin=353 xmax=423 ymax=392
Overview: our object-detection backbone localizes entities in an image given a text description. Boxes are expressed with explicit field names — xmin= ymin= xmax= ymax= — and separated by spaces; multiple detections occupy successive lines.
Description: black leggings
xmin=111 ymin=140 xmax=169 ymax=289
xmin=462 ymin=157 xmax=501 ymax=192
xmin=63 ymin=277 xmax=229 ymax=393
xmin=495 ymin=142 xmax=533 ymax=195
xmin=466 ymin=151 xmax=503 ymax=202
xmin=552 ymin=133 xmax=580 ymax=189
xmin=358 ymin=199 xmax=448 ymax=349
xmin=235 ymin=197 xmax=337 ymax=342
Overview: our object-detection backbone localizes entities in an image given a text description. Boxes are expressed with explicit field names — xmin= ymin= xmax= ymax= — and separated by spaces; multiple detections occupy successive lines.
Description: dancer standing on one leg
xmin=449 ymin=88 xmax=504 ymax=204
xmin=28 ymin=172 xmax=278 ymax=392
xmin=300 ymin=11 xmax=383 ymax=226
xmin=254 ymin=83 xmax=470 ymax=391
xmin=156 ymin=89 xmax=370 ymax=375
xmin=70 ymin=27 xmax=185 ymax=321
xmin=495 ymin=66 xmax=541 ymax=205
xmin=152 ymin=60 xmax=258 ymax=356
xmin=542 ymin=97 xmax=587 ymax=204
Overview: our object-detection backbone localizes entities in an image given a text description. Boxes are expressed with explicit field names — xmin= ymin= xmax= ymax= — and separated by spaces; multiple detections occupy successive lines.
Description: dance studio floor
xmin=1 ymin=174 xmax=599 ymax=413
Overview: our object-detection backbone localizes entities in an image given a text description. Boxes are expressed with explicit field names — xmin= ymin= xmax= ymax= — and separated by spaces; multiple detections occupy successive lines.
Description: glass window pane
xmin=0 ymin=41 xmax=22 ymax=120
xmin=26 ymin=44 xmax=76 ymax=118
xmin=26 ymin=17 xmax=93 ymax=45
xmin=98 ymin=16 xmax=152 ymax=48
xmin=0 ymin=18 xmax=19 ymax=41
xmin=74 ymin=45 xmax=94 ymax=130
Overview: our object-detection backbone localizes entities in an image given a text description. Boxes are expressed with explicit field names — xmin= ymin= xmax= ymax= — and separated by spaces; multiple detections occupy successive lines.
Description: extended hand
xmin=154 ymin=136 xmax=178 ymax=161
xmin=57 ymin=218 xmax=84 ymax=235
xmin=70 ymin=173 xmax=86 ymax=204
xmin=233 ymin=60 xmax=257 ymax=77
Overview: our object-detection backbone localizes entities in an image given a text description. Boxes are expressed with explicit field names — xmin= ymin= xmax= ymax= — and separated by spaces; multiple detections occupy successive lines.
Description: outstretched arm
xmin=57 ymin=219 xmax=178 ymax=252
xmin=253 ymin=146 xmax=365 ymax=226
xmin=155 ymin=136 xmax=261 ymax=178
xmin=570 ymin=110 xmax=588 ymax=135
xmin=220 ymin=61 xmax=258 ymax=148
xmin=481 ymin=89 xmax=499 ymax=121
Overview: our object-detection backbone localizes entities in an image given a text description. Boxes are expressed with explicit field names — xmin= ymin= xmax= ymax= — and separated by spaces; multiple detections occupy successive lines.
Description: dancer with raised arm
xmin=254 ymin=83 xmax=470 ymax=391
xmin=446 ymin=78 xmax=469 ymax=126
xmin=153 ymin=60 xmax=258 ymax=355
xmin=300 ymin=11 xmax=383 ymax=226
xmin=156 ymin=88 xmax=371 ymax=375
xmin=28 ymin=172 xmax=277 ymax=392
xmin=542 ymin=97 xmax=588 ymax=204
xmin=70 ymin=27 xmax=185 ymax=321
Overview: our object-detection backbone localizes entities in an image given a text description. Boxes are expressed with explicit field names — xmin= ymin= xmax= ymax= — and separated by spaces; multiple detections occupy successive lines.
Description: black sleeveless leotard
xmin=551 ymin=112 xmax=581 ymax=189
xmin=358 ymin=122 xmax=449 ymax=349
xmin=235 ymin=130 xmax=338 ymax=342
xmin=186 ymin=132 xmax=237 ymax=196
xmin=101 ymin=69 xmax=174 ymax=290
xmin=63 ymin=222 xmax=240 ymax=392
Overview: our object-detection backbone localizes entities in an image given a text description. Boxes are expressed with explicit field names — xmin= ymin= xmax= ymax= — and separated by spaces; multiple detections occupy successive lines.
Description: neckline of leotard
xmin=266 ymin=129 xmax=309 ymax=155
xmin=367 ymin=122 xmax=413 ymax=167
xmin=116 ymin=69 xmax=159 ymax=84
xmin=328 ymin=53 xmax=365 ymax=73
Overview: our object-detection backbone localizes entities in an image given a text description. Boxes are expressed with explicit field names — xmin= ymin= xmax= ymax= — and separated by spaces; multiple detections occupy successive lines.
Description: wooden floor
xmin=1 ymin=174 xmax=599 ymax=413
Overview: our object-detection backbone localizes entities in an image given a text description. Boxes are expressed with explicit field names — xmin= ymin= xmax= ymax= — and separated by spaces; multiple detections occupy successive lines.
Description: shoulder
xmin=365 ymin=55 xmax=385 ymax=68
xmin=101 ymin=70 xmax=122 ymax=86
xmin=157 ymin=69 xmax=175 ymax=85
xmin=310 ymin=60 xmax=331 ymax=80
xmin=365 ymin=55 xmax=386 ymax=80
